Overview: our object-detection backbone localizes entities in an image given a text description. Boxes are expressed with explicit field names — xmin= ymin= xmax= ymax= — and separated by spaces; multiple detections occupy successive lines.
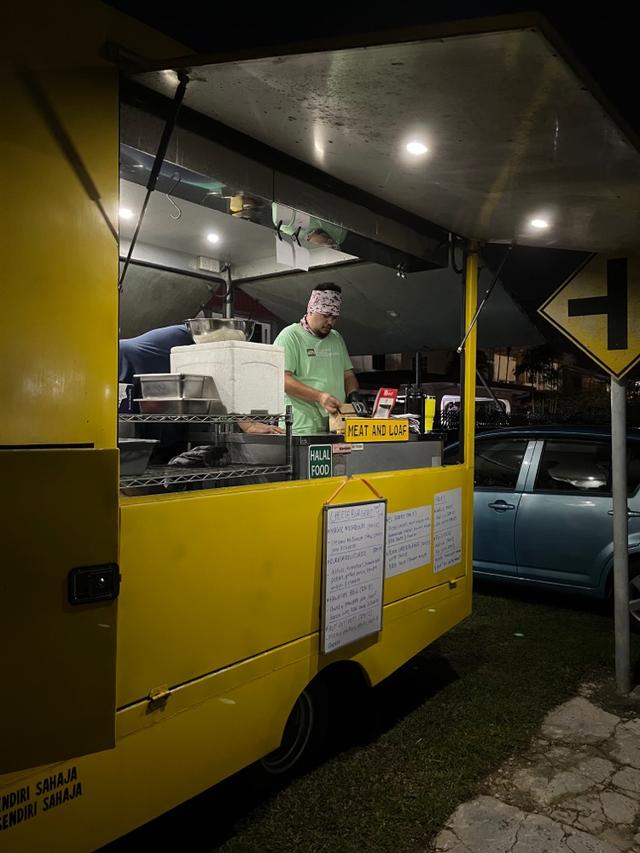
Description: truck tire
xmin=259 ymin=680 xmax=329 ymax=778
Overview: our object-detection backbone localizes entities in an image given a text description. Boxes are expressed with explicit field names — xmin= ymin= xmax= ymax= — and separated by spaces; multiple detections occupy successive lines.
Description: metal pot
xmin=185 ymin=318 xmax=255 ymax=344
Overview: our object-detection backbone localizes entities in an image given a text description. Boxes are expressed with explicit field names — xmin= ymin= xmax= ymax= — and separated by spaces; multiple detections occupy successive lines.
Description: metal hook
xmin=166 ymin=173 xmax=182 ymax=220
xmin=293 ymin=226 xmax=302 ymax=247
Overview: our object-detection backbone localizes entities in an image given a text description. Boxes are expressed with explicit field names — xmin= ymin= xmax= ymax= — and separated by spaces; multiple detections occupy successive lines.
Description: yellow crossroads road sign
xmin=539 ymin=254 xmax=640 ymax=378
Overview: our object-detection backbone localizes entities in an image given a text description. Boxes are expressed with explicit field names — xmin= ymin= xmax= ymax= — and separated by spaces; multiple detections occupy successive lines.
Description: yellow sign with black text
xmin=538 ymin=254 xmax=640 ymax=378
xmin=344 ymin=418 xmax=409 ymax=443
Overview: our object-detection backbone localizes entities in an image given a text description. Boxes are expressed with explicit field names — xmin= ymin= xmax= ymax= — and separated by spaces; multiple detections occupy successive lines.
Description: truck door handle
xmin=68 ymin=564 xmax=120 ymax=605
xmin=608 ymin=509 xmax=640 ymax=518
xmin=488 ymin=500 xmax=516 ymax=512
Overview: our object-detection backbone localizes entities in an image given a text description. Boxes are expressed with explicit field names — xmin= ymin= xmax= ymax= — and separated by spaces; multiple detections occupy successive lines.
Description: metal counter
xmin=221 ymin=432 xmax=444 ymax=479
xmin=294 ymin=433 xmax=443 ymax=478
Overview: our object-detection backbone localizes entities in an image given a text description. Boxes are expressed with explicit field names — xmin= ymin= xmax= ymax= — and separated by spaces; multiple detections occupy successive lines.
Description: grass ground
xmin=107 ymin=585 xmax=640 ymax=853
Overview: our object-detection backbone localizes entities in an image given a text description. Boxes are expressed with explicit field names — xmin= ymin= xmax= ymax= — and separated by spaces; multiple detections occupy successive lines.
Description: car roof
xmin=446 ymin=425 xmax=640 ymax=450
xmin=476 ymin=425 xmax=640 ymax=441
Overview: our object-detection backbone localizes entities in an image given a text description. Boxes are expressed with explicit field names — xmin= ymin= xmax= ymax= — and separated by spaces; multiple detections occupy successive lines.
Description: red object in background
xmin=372 ymin=388 xmax=398 ymax=418
xmin=204 ymin=287 xmax=281 ymax=342
xmin=205 ymin=288 xmax=279 ymax=324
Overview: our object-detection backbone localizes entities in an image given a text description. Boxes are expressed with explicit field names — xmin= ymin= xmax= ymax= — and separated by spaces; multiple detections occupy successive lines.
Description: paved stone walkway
xmin=434 ymin=689 xmax=640 ymax=852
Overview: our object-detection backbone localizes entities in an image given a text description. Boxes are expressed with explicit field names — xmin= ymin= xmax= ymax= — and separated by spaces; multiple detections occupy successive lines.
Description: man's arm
xmin=285 ymin=371 xmax=341 ymax=414
xmin=238 ymin=420 xmax=284 ymax=435
xmin=344 ymin=369 xmax=359 ymax=397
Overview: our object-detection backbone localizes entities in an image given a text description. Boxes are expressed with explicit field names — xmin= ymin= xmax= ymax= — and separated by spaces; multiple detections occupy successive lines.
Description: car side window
xmin=627 ymin=443 xmax=640 ymax=495
xmin=535 ymin=440 xmax=611 ymax=493
xmin=443 ymin=444 xmax=461 ymax=465
xmin=474 ymin=439 xmax=528 ymax=489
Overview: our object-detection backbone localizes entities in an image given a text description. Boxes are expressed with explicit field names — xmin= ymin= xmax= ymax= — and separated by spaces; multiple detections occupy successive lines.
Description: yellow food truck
xmin=1 ymin=6 xmax=478 ymax=848
xmin=4 ymin=3 xmax=633 ymax=850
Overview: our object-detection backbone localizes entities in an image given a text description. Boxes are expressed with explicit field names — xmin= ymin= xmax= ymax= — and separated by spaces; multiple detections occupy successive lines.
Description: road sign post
xmin=539 ymin=253 xmax=639 ymax=694
xmin=611 ymin=377 xmax=630 ymax=695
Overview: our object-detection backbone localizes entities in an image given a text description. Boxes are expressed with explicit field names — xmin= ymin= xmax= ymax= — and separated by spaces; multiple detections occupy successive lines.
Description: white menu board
xmin=385 ymin=506 xmax=432 ymax=577
xmin=322 ymin=500 xmax=387 ymax=654
xmin=434 ymin=488 xmax=462 ymax=573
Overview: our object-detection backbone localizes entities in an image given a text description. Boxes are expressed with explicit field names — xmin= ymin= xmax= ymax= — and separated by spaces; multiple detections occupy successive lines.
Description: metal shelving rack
xmin=119 ymin=413 xmax=283 ymax=425
xmin=119 ymin=407 xmax=293 ymax=490
xmin=120 ymin=463 xmax=292 ymax=489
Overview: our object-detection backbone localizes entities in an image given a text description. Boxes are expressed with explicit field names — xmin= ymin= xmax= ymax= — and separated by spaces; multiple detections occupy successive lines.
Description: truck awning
xmin=131 ymin=14 xmax=639 ymax=253
xmin=239 ymin=261 xmax=543 ymax=355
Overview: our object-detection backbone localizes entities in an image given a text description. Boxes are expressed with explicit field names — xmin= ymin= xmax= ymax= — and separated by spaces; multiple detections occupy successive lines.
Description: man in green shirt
xmin=274 ymin=283 xmax=359 ymax=434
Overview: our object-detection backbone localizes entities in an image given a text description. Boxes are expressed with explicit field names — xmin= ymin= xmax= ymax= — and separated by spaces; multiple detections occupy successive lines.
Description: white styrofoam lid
xmin=171 ymin=342 xmax=284 ymax=353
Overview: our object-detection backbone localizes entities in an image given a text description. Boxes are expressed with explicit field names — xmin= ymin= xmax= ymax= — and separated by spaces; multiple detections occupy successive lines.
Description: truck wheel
xmin=260 ymin=681 xmax=328 ymax=777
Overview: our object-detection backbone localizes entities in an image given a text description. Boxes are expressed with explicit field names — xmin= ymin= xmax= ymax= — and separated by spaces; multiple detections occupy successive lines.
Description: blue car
xmin=445 ymin=427 xmax=640 ymax=617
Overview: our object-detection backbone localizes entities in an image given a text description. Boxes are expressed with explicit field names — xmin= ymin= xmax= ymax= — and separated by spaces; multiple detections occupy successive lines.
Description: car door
xmin=625 ymin=442 xmax=640 ymax=614
xmin=515 ymin=438 xmax=614 ymax=589
xmin=473 ymin=436 xmax=533 ymax=577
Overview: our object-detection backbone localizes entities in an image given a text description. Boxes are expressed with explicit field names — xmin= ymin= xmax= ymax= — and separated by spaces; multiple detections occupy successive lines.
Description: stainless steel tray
xmin=135 ymin=398 xmax=218 ymax=414
xmin=134 ymin=373 xmax=216 ymax=399
xmin=224 ymin=433 xmax=286 ymax=466
xmin=118 ymin=438 xmax=159 ymax=475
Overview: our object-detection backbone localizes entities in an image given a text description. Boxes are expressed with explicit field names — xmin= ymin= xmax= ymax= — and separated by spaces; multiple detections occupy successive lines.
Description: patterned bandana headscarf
xmin=300 ymin=289 xmax=342 ymax=336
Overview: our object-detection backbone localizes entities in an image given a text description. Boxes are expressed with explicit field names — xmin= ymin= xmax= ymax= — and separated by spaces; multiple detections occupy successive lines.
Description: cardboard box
xmin=329 ymin=403 xmax=365 ymax=434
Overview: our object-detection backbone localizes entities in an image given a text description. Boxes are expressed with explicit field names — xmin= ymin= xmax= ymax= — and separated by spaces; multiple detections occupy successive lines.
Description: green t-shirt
xmin=273 ymin=323 xmax=353 ymax=434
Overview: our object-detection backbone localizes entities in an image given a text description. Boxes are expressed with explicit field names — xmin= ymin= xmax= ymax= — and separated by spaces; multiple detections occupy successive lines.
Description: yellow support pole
xmin=462 ymin=245 xmax=479 ymax=575
xmin=463 ymin=247 xmax=479 ymax=462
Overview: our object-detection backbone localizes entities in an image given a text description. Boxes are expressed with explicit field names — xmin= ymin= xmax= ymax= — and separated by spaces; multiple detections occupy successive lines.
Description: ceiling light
xmin=530 ymin=218 xmax=550 ymax=229
xmin=406 ymin=141 xmax=428 ymax=156
xmin=386 ymin=309 xmax=400 ymax=319
xmin=160 ymin=69 xmax=180 ymax=86
xmin=119 ymin=208 xmax=134 ymax=220
xmin=206 ymin=232 xmax=221 ymax=244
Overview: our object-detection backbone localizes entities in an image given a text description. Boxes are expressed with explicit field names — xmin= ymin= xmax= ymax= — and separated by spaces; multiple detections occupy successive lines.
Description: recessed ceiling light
xmin=530 ymin=218 xmax=550 ymax=229
xmin=160 ymin=69 xmax=179 ymax=85
xmin=386 ymin=309 xmax=400 ymax=319
xmin=406 ymin=141 xmax=428 ymax=156
xmin=206 ymin=232 xmax=221 ymax=244
xmin=119 ymin=208 xmax=134 ymax=220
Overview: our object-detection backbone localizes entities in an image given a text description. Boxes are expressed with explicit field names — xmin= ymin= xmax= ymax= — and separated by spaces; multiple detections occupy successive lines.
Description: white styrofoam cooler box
xmin=170 ymin=341 xmax=285 ymax=415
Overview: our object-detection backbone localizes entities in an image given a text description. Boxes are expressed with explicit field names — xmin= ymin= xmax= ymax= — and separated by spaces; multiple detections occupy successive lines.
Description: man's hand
xmin=239 ymin=421 xmax=285 ymax=435
xmin=318 ymin=392 xmax=341 ymax=414
xmin=284 ymin=371 xmax=341 ymax=415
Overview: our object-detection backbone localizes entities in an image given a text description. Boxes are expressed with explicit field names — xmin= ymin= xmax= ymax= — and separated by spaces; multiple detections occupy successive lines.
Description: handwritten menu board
xmin=434 ymin=488 xmax=462 ymax=573
xmin=322 ymin=500 xmax=387 ymax=654
xmin=386 ymin=506 xmax=432 ymax=577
